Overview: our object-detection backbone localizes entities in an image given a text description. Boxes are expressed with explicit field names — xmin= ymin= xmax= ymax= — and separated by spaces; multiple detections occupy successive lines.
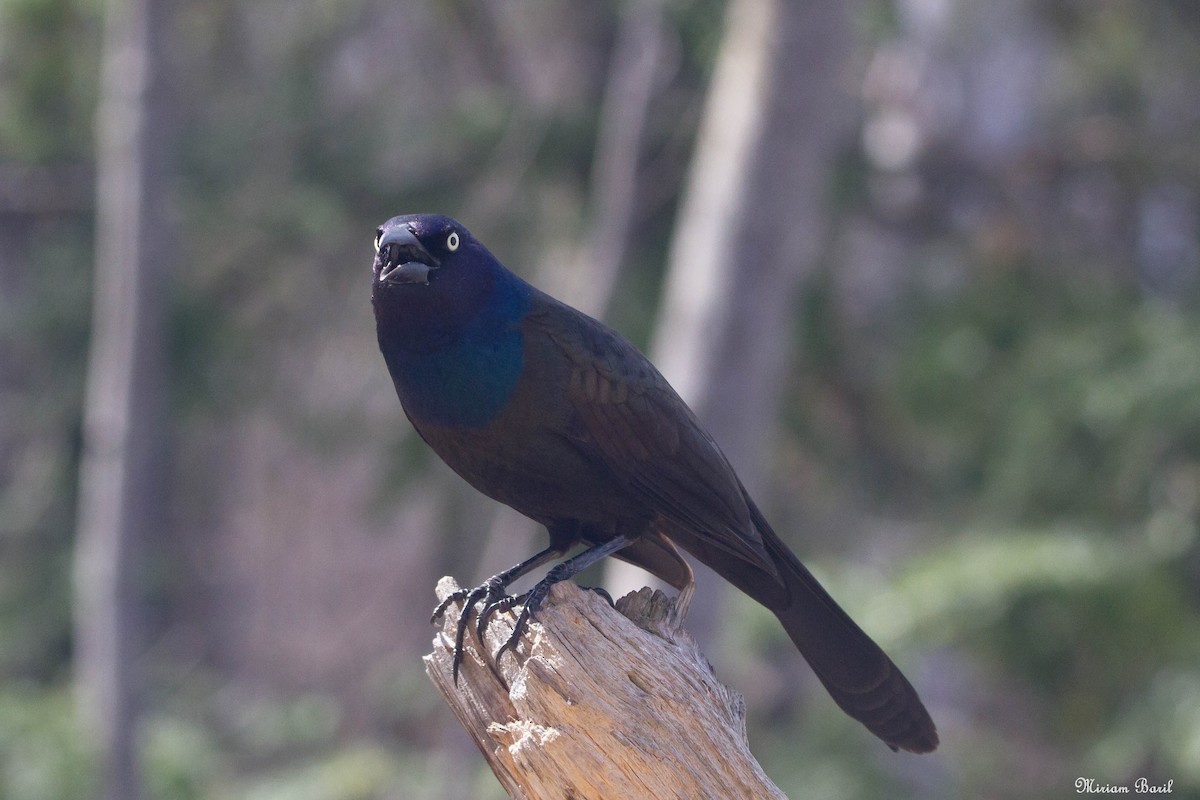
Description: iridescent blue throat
xmin=378 ymin=263 xmax=532 ymax=428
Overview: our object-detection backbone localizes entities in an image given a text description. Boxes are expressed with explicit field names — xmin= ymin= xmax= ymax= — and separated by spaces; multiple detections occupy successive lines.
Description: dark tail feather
xmin=755 ymin=510 xmax=938 ymax=753
xmin=770 ymin=568 xmax=938 ymax=752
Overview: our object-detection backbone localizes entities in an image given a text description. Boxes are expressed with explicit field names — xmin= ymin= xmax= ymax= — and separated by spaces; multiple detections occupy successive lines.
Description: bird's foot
xmin=433 ymin=537 xmax=632 ymax=683
xmin=492 ymin=563 xmax=571 ymax=666
xmin=432 ymin=574 xmax=520 ymax=684
xmin=476 ymin=590 xmax=528 ymax=640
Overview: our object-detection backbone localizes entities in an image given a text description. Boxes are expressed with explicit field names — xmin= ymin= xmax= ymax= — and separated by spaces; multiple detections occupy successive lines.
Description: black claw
xmin=491 ymin=572 xmax=559 ymax=665
xmin=433 ymin=576 xmax=527 ymax=685
xmin=493 ymin=616 xmax=526 ymax=665
xmin=580 ymin=585 xmax=615 ymax=607
xmin=448 ymin=587 xmax=485 ymax=683
xmin=476 ymin=591 xmax=525 ymax=640
xmin=433 ymin=553 xmax=598 ymax=683
xmin=432 ymin=589 xmax=469 ymax=624
xmin=493 ymin=598 xmax=538 ymax=665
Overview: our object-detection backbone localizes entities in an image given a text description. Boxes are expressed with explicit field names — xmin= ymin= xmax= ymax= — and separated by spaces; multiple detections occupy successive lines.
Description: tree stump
xmin=424 ymin=576 xmax=787 ymax=800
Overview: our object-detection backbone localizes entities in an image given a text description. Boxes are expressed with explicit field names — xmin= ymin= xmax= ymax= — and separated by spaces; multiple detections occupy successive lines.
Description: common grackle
xmin=371 ymin=213 xmax=938 ymax=753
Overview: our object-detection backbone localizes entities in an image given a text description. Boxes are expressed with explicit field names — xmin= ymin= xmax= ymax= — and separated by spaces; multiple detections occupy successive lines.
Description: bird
xmin=370 ymin=212 xmax=938 ymax=754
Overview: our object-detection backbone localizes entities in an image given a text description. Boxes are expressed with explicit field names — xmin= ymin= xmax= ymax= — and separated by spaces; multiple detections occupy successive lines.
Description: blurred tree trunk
xmin=74 ymin=0 xmax=171 ymax=797
xmin=607 ymin=0 xmax=852 ymax=644
xmin=571 ymin=0 xmax=667 ymax=318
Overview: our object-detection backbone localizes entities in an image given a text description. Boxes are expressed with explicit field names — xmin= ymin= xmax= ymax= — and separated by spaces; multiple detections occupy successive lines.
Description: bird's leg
xmin=471 ymin=520 xmax=588 ymax=637
xmin=493 ymin=532 xmax=637 ymax=666
xmin=471 ymin=552 xmax=562 ymax=636
xmin=432 ymin=545 xmax=563 ymax=683
xmin=431 ymin=545 xmax=563 ymax=623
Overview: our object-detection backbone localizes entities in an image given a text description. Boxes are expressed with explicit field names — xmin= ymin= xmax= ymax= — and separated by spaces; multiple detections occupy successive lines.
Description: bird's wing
xmin=524 ymin=295 xmax=779 ymax=579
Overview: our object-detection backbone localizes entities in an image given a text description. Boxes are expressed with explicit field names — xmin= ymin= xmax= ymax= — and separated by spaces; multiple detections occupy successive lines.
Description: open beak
xmin=375 ymin=226 xmax=439 ymax=285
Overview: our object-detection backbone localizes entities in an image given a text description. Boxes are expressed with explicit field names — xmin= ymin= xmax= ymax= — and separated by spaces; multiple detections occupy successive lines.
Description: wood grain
xmin=424 ymin=577 xmax=786 ymax=800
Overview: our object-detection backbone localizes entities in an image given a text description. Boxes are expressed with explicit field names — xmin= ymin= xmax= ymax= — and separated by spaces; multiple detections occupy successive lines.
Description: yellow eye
xmin=446 ymin=231 xmax=460 ymax=251
xmin=373 ymin=231 xmax=382 ymax=252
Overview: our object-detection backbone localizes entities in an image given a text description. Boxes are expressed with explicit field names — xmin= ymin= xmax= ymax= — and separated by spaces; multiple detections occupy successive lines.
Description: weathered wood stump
xmin=424 ymin=576 xmax=787 ymax=799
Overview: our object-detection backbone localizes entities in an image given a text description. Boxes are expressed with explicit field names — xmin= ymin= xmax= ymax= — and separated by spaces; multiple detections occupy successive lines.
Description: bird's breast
xmin=387 ymin=329 xmax=524 ymax=429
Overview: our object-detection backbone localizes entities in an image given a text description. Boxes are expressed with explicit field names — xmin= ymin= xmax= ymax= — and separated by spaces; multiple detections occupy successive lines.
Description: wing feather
xmin=524 ymin=296 xmax=778 ymax=577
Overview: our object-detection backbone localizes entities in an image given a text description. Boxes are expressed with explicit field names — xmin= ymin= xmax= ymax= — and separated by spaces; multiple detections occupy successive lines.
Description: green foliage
xmin=0 ymin=682 xmax=508 ymax=800
xmin=228 ymin=746 xmax=398 ymax=800
xmin=142 ymin=716 xmax=223 ymax=800
xmin=895 ymin=268 xmax=1200 ymax=524
xmin=0 ymin=685 xmax=95 ymax=800
xmin=0 ymin=0 xmax=98 ymax=161
xmin=0 ymin=225 xmax=93 ymax=681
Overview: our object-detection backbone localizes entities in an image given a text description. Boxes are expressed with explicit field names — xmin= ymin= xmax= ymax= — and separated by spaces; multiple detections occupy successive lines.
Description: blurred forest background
xmin=2 ymin=0 xmax=1200 ymax=798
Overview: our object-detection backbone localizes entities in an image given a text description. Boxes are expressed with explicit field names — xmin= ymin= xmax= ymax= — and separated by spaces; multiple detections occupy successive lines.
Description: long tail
xmin=717 ymin=503 xmax=939 ymax=753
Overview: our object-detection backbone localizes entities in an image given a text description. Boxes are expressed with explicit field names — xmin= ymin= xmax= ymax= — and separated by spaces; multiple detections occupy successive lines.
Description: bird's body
xmin=371 ymin=213 xmax=938 ymax=754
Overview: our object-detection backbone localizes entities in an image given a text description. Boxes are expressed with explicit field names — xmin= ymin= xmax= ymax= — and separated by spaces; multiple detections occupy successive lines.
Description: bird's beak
xmin=375 ymin=226 xmax=439 ymax=285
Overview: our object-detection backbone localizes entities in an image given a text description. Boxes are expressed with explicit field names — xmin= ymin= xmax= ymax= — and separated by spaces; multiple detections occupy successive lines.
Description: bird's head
xmin=371 ymin=213 xmax=531 ymax=352
xmin=372 ymin=213 xmax=474 ymax=290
